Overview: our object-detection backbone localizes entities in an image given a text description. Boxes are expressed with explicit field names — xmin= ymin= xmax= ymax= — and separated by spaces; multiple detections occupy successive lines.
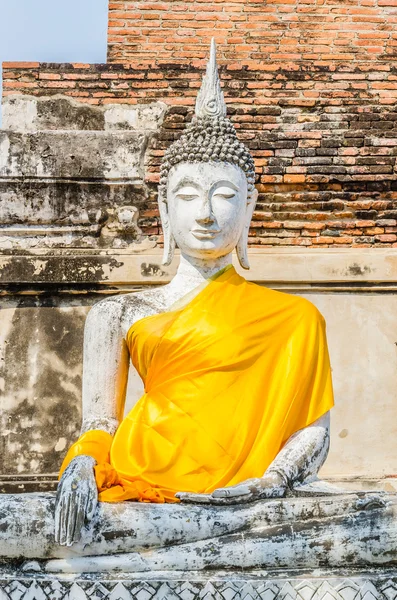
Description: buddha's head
xmin=158 ymin=39 xmax=258 ymax=269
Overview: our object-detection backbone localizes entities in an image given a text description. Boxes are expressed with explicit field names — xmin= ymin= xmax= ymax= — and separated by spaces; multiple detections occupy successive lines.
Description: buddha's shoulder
xmin=246 ymin=280 xmax=325 ymax=323
xmin=86 ymin=287 xmax=167 ymax=329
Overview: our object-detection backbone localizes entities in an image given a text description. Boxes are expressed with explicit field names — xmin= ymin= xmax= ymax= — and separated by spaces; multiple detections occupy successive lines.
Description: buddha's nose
xmin=196 ymin=198 xmax=215 ymax=225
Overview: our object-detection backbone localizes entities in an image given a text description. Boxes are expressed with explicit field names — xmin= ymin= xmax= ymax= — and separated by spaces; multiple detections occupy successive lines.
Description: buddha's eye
xmin=175 ymin=186 xmax=200 ymax=201
xmin=212 ymin=186 xmax=236 ymax=200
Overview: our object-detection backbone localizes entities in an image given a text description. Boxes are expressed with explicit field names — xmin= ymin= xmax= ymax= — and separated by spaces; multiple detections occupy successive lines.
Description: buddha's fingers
xmin=175 ymin=492 xmax=213 ymax=504
xmin=54 ymin=493 xmax=64 ymax=544
xmin=59 ymin=494 xmax=71 ymax=546
xmin=66 ymin=495 xmax=79 ymax=547
xmin=69 ymin=493 xmax=86 ymax=546
xmin=212 ymin=484 xmax=251 ymax=498
xmin=54 ymin=477 xmax=67 ymax=544
xmin=85 ymin=487 xmax=97 ymax=522
xmin=65 ymin=493 xmax=79 ymax=547
xmin=176 ymin=491 xmax=253 ymax=505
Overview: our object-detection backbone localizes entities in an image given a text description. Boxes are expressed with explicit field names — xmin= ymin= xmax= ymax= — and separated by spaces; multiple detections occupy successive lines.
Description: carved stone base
xmin=1 ymin=570 xmax=397 ymax=600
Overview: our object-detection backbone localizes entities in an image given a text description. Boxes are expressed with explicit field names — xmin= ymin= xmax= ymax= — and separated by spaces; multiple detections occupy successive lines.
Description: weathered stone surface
xmin=310 ymin=292 xmax=397 ymax=480
xmin=2 ymin=94 xmax=105 ymax=132
xmin=0 ymin=179 xmax=149 ymax=250
xmin=2 ymin=95 xmax=167 ymax=133
xmin=0 ymin=131 xmax=147 ymax=180
xmin=0 ymin=105 xmax=155 ymax=249
xmin=0 ymin=296 xmax=92 ymax=479
xmin=0 ymin=248 xmax=396 ymax=287
xmin=104 ymin=102 xmax=167 ymax=132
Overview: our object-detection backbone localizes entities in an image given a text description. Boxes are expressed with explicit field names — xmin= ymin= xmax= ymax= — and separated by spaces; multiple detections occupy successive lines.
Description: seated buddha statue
xmin=54 ymin=39 xmax=334 ymax=548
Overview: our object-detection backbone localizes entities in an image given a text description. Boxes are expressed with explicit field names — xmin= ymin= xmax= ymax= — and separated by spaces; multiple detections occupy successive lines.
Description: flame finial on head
xmin=159 ymin=39 xmax=257 ymax=269
xmin=159 ymin=38 xmax=255 ymax=200
xmin=195 ymin=38 xmax=227 ymax=119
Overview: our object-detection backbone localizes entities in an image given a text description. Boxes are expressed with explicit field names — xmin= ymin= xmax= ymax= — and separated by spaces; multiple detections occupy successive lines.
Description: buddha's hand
xmin=176 ymin=470 xmax=287 ymax=505
xmin=54 ymin=455 xmax=98 ymax=546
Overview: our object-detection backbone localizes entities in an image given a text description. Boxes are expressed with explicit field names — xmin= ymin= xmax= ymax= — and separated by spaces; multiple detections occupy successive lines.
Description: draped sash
xmin=60 ymin=265 xmax=334 ymax=503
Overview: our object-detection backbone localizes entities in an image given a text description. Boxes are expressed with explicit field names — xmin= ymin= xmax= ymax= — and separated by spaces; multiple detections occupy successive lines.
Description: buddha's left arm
xmin=264 ymin=410 xmax=330 ymax=488
xmin=212 ymin=412 xmax=330 ymax=500
xmin=177 ymin=412 xmax=330 ymax=504
xmin=212 ymin=411 xmax=330 ymax=501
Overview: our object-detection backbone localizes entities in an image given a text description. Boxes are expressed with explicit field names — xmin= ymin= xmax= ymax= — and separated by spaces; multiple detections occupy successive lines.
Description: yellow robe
xmin=60 ymin=265 xmax=334 ymax=503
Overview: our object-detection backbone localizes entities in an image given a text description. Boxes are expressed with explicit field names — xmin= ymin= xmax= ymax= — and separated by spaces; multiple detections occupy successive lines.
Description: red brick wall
xmin=4 ymin=59 xmax=397 ymax=107
xmin=107 ymin=0 xmax=397 ymax=63
xmin=5 ymin=62 xmax=397 ymax=248
xmin=3 ymin=0 xmax=397 ymax=249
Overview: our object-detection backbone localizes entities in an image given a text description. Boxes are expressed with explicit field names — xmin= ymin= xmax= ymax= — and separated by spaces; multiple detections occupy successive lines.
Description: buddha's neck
xmin=167 ymin=253 xmax=232 ymax=297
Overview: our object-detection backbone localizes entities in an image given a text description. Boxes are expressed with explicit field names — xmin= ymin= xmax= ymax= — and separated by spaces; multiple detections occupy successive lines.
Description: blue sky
xmin=0 ymin=0 xmax=108 ymax=124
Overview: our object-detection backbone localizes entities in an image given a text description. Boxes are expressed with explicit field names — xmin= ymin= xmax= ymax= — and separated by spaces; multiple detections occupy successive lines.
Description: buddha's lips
xmin=191 ymin=229 xmax=221 ymax=239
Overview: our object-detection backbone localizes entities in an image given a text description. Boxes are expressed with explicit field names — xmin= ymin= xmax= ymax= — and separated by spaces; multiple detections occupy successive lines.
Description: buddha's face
xmin=165 ymin=161 xmax=252 ymax=260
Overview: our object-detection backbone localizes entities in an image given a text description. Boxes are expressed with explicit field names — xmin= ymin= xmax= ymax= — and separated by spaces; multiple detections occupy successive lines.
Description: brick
xmin=283 ymin=221 xmax=308 ymax=229
xmin=38 ymin=73 xmax=61 ymax=80
xmin=283 ymin=175 xmax=306 ymax=183
xmin=41 ymin=81 xmax=76 ymax=88
xmin=2 ymin=61 xmax=40 ymax=68
xmin=333 ymin=237 xmax=354 ymax=244
xmin=365 ymin=227 xmax=384 ymax=234
xmin=3 ymin=81 xmax=38 ymax=89
xmin=376 ymin=219 xmax=397 ymax=226
xmin=375 ymin=234 xmax=397 ymax=242
xmin=311 ymin=236 xmax=335 ymax=244
xmin=303 ymin=223 xmax=326 ymax=230
xmin=356 ymin=220 xmax=376 ymax=227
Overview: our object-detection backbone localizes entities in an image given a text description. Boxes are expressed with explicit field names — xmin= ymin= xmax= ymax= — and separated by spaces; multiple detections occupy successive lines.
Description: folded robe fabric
xmin=60 ymin=264 xmax=334 ymax=503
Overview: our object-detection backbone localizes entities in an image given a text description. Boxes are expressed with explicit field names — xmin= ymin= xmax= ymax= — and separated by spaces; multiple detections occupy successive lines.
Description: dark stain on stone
xmin=0 ymin=256 xmax=125 ymax=285
xmin=108 ymin=258 xmax=124 ymax=272
xmin=102 ymin=530 xmax=137 ymax=541
xmin=346 ymin=263 xmax=372 ymax=277
xmin=36 ymin=97 xmax=105 ymax=131
xmin=141 ymin=263 xmax=166 ymax=278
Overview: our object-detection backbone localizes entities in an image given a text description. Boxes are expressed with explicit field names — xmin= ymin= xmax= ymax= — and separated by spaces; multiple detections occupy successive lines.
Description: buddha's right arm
xmin=80 ymin=298 xmax=130 ymax=436
xmin=55 ymin=299 xmax=130 ymax=545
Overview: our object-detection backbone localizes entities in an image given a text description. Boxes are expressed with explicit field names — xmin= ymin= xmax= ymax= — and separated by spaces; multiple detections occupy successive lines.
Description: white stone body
xmin=55 ymin=158 xmax=331 ymax=547
xmin=55 ymin=39 xmax=333 ymax=549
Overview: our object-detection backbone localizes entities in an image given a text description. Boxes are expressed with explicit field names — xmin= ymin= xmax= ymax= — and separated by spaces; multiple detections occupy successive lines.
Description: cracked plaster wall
xmin=0 ymin=96 xmax=167 ymax=252
xmin=0 ymin=96 xmax=166 ymax=490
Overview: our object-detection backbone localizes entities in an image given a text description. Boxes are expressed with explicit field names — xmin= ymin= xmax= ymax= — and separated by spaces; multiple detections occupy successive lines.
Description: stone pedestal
xmin=0 ymin=492 xmax=396 ymax=599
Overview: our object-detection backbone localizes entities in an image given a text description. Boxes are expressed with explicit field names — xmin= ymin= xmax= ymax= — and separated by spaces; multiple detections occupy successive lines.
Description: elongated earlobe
xmin=158 ymin=194 xmax=176 ymax=266
xmin=236 ymin=188 xmax=258 ymax=270
xmin=236 ymin=230 xmax=250 ymax=270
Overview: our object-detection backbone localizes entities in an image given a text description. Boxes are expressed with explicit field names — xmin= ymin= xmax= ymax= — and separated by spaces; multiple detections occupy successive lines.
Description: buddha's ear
xmin=158 ymin=192 xmax=176 ymax=266
xmin=236 ymin=187 xmax=258 ymax=270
